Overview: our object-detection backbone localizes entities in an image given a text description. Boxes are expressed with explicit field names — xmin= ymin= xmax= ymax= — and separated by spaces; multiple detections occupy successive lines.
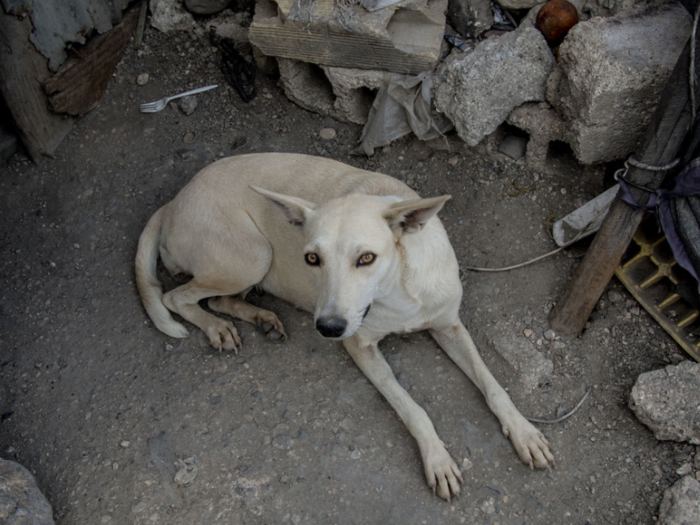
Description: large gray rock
xmin=658 ymin=476 xmax=700 ymax=525
xmin=549 ymin=2 xmax=692 ymax=164
xmin=434 ymin=27 xmax=555 ymax=147
xmin=629 ymin=361 xmax=700 ymax=445
xmin=446 ymin=0 xmax=493 ymax=39
xmin=0 ymin=459 xmax=55 ymax=524
xmin=277 ymin=59 xmax=384 ymax=125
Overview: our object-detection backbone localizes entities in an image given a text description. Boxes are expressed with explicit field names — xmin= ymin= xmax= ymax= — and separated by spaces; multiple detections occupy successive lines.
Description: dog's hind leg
xmin=163 ymin=279 xmax=245 ymax=351
xmin=343 ymin=335 xmax=463 ymax=501
xmin=208 ymin=295 xmax=287 ymax=342
xmin=429 ymin=321 xmax=555 ymax=470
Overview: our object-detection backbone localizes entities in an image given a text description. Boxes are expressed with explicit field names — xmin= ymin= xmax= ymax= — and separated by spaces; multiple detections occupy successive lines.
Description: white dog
xmin=135 ymin=153 xmax=554 ymax=500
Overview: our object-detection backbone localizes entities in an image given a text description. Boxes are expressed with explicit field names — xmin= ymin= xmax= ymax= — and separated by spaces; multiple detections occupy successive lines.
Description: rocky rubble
xmin=146 ymin=0 xmax=694 ymax=167
xmin=0 ymin=459 xmax=55 ymax=525
xmin=629 ymin=361 xmax=700 ymax=445
xmin=658 ymin=475 xmax=700 ymax=525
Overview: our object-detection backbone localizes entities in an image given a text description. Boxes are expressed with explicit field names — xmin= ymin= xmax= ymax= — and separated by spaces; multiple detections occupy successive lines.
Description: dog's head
xmin=251 ymin=186 xmax=449 ymax=340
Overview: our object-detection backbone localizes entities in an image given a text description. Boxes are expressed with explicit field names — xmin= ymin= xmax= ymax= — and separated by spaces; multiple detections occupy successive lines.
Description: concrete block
xmin=550 ymin=2 xmax=692 ymax=164
xmin=506 ymin=102 xmax=567 ymax=166
xmin=434 ymin=26 xmax=555 ymax=147
xmin=277 ymin=58 xmax=383 ymax=124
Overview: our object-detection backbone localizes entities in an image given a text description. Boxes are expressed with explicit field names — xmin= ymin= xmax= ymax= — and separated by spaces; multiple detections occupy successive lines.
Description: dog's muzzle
xmin=315 ymin=316 xmax=347 ymax=339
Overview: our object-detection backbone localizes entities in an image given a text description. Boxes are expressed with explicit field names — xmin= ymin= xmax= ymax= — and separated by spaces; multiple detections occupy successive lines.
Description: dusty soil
xmin=1 ymin=19 xmax=697 ymax=525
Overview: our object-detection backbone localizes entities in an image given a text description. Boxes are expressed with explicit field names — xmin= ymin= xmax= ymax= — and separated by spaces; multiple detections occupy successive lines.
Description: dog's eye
xmin=357 ymin=253 xmax=375 ymax=266
xmin=305 ymin=253 xmax=320 ymax=266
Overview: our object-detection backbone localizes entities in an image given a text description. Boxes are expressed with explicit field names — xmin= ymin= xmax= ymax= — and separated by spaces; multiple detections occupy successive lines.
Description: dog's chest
xmin=361 ymin=293 xmax=452 ymax=337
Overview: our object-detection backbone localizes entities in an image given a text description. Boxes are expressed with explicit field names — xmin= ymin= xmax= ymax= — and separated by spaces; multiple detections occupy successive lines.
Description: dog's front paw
xmin=204 ymin=319 xmax=242 ymax=353
xmin=503 ymin=417 xmax=555 ymax=470
xmin=423 ymin=443 xmax=463 ymax=501
xmin=256 ymin=319 xmax=287 ymax=343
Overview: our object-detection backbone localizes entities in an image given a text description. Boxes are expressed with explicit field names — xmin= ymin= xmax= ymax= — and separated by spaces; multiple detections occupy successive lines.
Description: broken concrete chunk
xmin=434 ymin=26 xmax=554 ymax=147
xmin=658 ymin=476 xmax=700 ymax=525
xmin=277 ymin=59 xmax=383 ymax=124
xmin=0 ymin=458 xmax=55 ymax=525
xmin=549 ymin=1 xmax=692 ymax=164
xmin=487 ymin=328 xmax=553 ymax=391
xmin=629 ymin=361 xmax=700 ymax=445
xmin=506 ymin=102 xmax=567 ymax=166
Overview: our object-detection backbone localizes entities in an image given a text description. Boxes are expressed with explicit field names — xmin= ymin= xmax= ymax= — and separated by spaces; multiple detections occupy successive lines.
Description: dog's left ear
xmin=383 ymin=195 xmax=451 ymax=236
xmin=250 ymin=185 xmax=317 ymax=230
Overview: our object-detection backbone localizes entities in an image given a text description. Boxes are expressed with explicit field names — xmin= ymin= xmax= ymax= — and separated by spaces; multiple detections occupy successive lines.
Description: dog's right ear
xmin=250 ymin=186 xmax=317 ymax=230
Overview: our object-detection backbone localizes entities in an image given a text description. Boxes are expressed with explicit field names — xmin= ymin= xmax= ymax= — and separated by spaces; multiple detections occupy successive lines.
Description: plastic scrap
xmin=444 ymin=33 xmax=473 ymax=52
xmin=353 ymin=72 xmax=451 ymax=156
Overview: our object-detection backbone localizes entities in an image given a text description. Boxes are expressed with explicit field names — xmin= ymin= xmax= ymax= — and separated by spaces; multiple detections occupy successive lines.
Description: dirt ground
xmin=1 ymin=20 xmax=697 ymax=525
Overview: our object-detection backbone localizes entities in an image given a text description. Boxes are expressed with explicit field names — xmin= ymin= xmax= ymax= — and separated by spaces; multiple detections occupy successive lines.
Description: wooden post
xmin=548 ymin=35 xmax=699 ymax=337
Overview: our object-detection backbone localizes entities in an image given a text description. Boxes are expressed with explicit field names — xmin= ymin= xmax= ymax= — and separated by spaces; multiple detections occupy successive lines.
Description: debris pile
xmin=629 ymin=361 xmax=700 ymax=445
xmin=245 ymin=0 xmax=692 ymax=166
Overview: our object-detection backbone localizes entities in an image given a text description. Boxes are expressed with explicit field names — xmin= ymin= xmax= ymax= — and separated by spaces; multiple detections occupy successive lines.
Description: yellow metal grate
xmin=614 ymin=221 xmax=700 ymax=362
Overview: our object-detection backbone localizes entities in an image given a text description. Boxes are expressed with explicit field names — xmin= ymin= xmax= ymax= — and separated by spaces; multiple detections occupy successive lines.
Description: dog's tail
xmin=135 ymin=206 xmax=189 ymax=339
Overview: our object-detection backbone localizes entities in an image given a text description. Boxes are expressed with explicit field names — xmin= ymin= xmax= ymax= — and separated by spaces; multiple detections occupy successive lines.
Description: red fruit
xmin=535 ymin=0 xmax=579 ymax=46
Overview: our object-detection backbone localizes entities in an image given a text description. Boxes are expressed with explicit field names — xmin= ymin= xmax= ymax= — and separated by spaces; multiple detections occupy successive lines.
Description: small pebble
xmin=319 ymin=128 xmax=336 ymax=140
xmin=350 ymin=449 xmax=361 ymax=459
xmin=677 ymin=463 xmax=693 ymax=476
xmin=523 ymin=329 xmax=533 ymax=338
xmin=179 ymin=96 xmax=198 ymax=116
xmin=462 ymin=457 xmax=473 ymax=471
xmin=136 ymin=73 xmax=149 ymax=86
xmin=544 ymin=329 xmax=556 ymax=341
xmin=120 ymin=441 xmax=130 ymax=448
xmin=607 ymin=290 xmax=623 ymax=303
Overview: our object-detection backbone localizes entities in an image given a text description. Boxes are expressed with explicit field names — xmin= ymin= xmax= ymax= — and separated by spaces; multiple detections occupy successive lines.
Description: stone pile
xmin=148 ymin=0 xmax=693 ymax=166
xmin=267 ymin=1 xmax=693 ymax=166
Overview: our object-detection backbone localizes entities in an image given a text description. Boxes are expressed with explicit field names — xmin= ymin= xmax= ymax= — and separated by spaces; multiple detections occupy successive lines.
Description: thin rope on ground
xmin=462 ymin=200 xmax=613 ymax=273
xmin=526 ymin=388 xmax=591 ymax=424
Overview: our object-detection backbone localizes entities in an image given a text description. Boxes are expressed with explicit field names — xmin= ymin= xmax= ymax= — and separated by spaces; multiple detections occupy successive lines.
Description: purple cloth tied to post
xmin=618 ymin=158 xmax=700 ymax=289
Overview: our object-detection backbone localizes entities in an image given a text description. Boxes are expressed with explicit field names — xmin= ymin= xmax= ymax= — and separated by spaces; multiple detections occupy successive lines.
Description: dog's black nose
xmin=315 ymin=316 xmax=347 ymax=338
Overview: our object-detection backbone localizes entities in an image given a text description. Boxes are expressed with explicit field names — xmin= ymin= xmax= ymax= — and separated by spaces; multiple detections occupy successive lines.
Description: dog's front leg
xmin=342 ymin=335 xmax=462 ymax=500
xmin=429 ymin=322 xmax=555 ymax=470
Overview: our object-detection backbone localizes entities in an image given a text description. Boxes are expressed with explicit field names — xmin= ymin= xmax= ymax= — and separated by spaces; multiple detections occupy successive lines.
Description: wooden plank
xmin=249 ymin=0 xmax=446 ymax=74
xmin=548 ymin=36 xmax=698 ymax=337
xmin=0 ymin=13 xmax=73 ymax=163
xmin=43 ymin=7 xmax=139 ymax=117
